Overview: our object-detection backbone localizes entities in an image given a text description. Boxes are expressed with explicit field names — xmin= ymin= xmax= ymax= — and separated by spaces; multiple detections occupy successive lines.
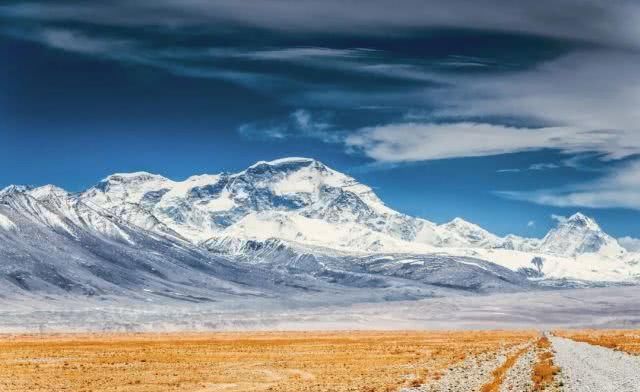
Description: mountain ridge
xmin=2 ymin=157 xmax=639 ymax=287
xmin=1 ymin=158 xmax=628 ymax=257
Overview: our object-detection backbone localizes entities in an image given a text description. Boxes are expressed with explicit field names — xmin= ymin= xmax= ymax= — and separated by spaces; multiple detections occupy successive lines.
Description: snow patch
xmin=0 ymin=213 xmax=16 ymax=231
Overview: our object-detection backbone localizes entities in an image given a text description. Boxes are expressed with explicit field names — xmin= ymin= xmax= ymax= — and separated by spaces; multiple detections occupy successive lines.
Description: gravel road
xmin=551 ymin=336 xmax=640 ymax=392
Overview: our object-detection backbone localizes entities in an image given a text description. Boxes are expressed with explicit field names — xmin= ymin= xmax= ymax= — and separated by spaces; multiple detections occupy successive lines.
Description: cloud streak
xmin=238 ymin=110 xmax=342 ymax=143
xmin=498 ymin=159 xmax=640 ymax=211
xmin=3 ymin=1 xmax=640 ymax=49
xmin=344 ymin=122 xmax=614 ymax=162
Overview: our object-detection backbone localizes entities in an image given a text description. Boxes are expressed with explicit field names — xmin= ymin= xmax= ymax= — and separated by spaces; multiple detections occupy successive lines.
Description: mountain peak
xmin=102 ymin=171 xmax=167 ymax=183
xmin=438 ymin=217 xmax=500 ymax=247
xmin=447 ymin=217 xmax=474 ymax=226
xmin=246 ymin=157 xmax=324 ymax=173
xmin=92 ymin=172 xmax=169 ymax=194
xmin=564 ymin=212 xmax=599 ymax=229
xmin=541 ymin=212 xmax=623 ymax=256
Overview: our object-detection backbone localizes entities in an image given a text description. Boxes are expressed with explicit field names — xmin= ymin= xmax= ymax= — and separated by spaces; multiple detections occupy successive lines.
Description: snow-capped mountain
xmin=74 ymin=157 xmax=630 ymax=258
xmin=538 ymin=213 xmax=625 ymax=257
xmin=78 ymin=158 xmax=437 ymax=250
xmin=0 ymin=182 xmax=539 ymax=302
xmin=1 ymin=157 xmax=639 ymax=298
xmin=0 ymin=186 xmax=279 ymax=300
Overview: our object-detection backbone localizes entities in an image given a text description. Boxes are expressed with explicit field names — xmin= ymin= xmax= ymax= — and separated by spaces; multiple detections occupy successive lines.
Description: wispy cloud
xmin=240 ymin=47 xmax=377 ymax=61
xmin=498 ymin=159 xmax=640 ymax=211
xmin=343 ymin=122 xmax=604 ymax=162
xmin=529 ymin=163 xmax=560 ymax=171
xmin=337 ymin=48 xmax=640 ymax=166
xmin=38 ymin=29 xmax=133 ymax=55
xmin=4 ymin=27 xmax=293 ymax=89
xmin=497 ymin=162 xmax=559 ymax=173
xmin=238 ymin=109 xmax=342 ymax=143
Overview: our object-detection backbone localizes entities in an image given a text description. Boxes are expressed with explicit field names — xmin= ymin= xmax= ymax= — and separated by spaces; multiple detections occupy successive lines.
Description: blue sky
xmin=2 ymin=0 xmax=640 ymax=241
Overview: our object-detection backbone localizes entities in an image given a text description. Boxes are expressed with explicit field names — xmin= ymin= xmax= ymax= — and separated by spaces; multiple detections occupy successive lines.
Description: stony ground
xmin=402 ymin=344 xmax=530 ymax=392
xmin=498 ymin=347 xmax=536 ymax=392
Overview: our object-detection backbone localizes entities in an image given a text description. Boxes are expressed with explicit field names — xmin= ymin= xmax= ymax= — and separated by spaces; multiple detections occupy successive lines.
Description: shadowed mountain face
xmin=0 ymin=158 xmax=638 ymax=304
xmin=0 ymin=189 xmax=280 ymax=302
xmin=0 ymin=185 xmax=539 ymax=304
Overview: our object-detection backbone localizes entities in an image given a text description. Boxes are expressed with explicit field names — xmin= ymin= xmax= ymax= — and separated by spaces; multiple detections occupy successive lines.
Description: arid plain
xmin=0 ymin=331 xmax=535 ymax=392
xmin=1 ymin=329 xmax=639 ymax=391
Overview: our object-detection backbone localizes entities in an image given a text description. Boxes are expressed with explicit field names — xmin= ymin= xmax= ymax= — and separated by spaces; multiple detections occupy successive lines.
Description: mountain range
xmin=1 ymin=157 xmax=638 ymax=304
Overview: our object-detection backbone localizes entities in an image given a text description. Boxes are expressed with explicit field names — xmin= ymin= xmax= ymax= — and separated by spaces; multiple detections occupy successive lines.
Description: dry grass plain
xmin=0 ymin=330 xmax=536 ymax=392
xmin=555 ymin=329 xmax=640 ymax=355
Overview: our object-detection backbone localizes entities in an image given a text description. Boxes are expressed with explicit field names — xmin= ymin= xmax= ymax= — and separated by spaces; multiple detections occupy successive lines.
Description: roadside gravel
xmin=402 ymin=345 xmax=526 ymax=392
xmin=551 ymin=336 xmax=640 ymax=392
xmin=498 ymin=347 xmax=535 ymax=392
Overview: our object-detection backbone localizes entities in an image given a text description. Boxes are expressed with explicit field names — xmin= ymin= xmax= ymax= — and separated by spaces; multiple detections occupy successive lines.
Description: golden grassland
xmin=555 ymin=329 xmax=640 ymax=355
xmin=0 ymin=330 xmax=536 ymax=392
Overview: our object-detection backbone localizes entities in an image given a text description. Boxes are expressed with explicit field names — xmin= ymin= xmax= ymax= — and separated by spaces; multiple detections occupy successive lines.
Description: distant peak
xmin=101 ymin=172 xmax=168 ymax=183
xmin=0 ymin=185 xmax=32 ymax=197
xmin=447 ymin=217 xmax=476 ymax=227
xmin=28 ymin=185 xmax=69 ymax=200
xmin=245 ymin=158 xmax=330 ymax=176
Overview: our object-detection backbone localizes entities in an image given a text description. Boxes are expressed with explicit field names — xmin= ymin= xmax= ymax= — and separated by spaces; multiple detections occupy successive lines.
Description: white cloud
xmin=344 ymin=122 xmax=609 ymax=162
xmin=337 ymin=49 xmax=640 ymax=167
xmin=433 ymin=50 xmax=640 ymax=160
xmin=527 ymin=220 xmax=535 ymax=227
xmin=551 ymin=214 xmax=567 ymax=223
xmin=618 ymin=236 xmax=640 ymax=252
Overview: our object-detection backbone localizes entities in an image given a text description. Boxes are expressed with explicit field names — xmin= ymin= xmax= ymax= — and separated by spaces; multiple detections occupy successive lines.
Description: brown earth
xmin=0 ymin=330 xmax=536 ymax=392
